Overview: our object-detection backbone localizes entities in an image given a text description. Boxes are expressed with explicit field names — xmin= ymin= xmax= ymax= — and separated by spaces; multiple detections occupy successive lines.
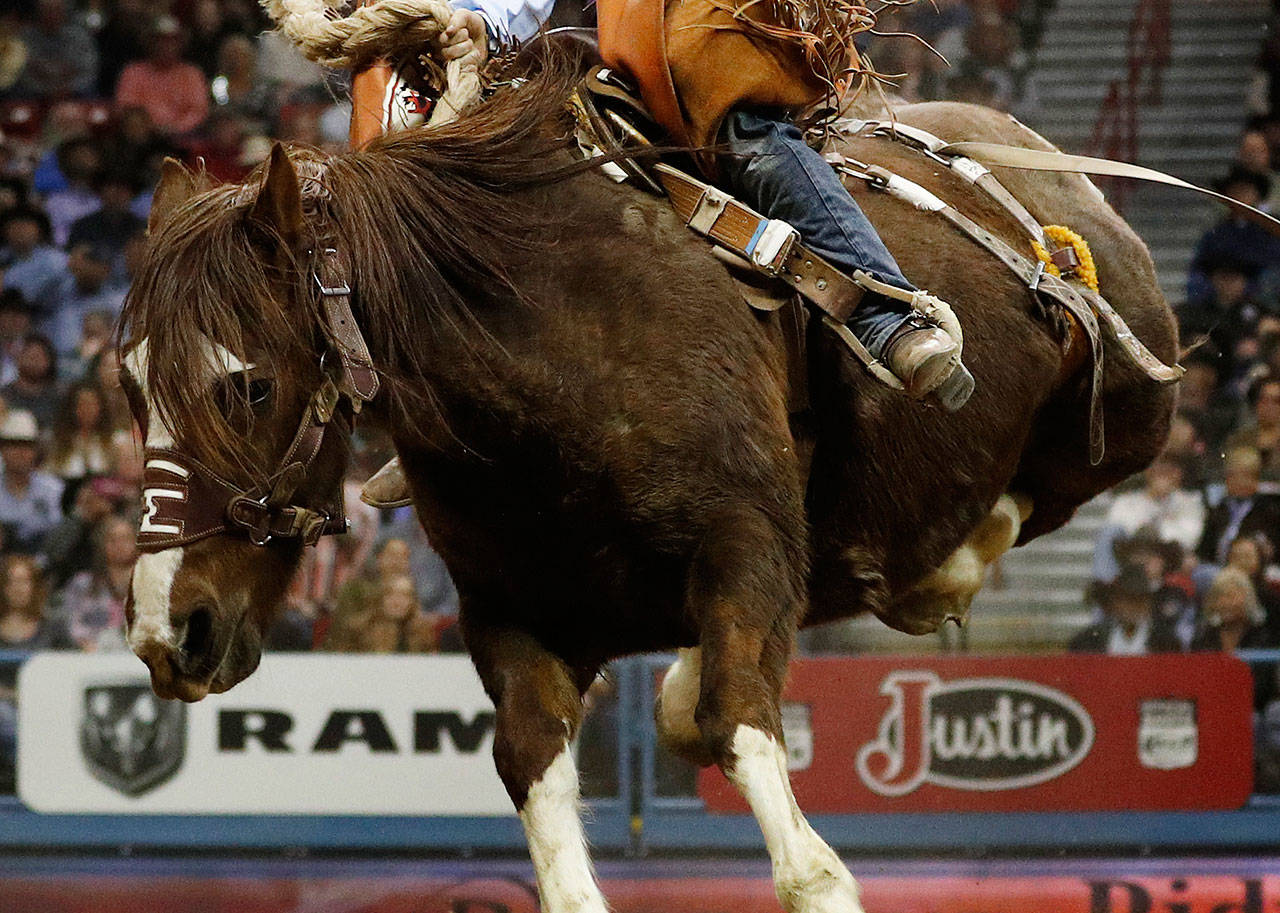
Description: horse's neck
xmin=365 ymin=175 xmax=737 ymax=453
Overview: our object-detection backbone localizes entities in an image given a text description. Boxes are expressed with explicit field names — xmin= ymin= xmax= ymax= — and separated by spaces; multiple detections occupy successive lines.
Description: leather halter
xmin=136 ymin=246 xmax=380 ymax=553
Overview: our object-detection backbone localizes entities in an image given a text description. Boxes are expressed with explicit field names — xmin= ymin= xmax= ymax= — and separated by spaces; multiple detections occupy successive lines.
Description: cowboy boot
xmin=360 ymin=457 xmax=412 ymax=509
xmin=840 ymin=275 xmax=973 ymax=410
xmin=881 ymin=316 xmax=962 ymax=401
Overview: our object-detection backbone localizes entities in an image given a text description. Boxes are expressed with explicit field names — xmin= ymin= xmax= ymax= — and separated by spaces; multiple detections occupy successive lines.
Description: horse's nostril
xmin=181 ymin=605 xmax=216 ymax=662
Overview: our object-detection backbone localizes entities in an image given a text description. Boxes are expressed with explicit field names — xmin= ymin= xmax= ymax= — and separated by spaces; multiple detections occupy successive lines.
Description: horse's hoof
xmin=360 ymin=457 xmax=413 ymax=508
xmin=777 ymin=855 xmax=864 ymax=913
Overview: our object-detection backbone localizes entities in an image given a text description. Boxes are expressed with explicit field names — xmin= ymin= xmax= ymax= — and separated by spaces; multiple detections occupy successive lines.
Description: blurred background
xmin=2 ymin=0 xmax=1280 ymax=910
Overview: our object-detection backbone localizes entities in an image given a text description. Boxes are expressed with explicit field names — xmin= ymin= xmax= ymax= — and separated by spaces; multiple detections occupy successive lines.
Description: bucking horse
xmin=118 ymin=27 xmax=1179 ymax=913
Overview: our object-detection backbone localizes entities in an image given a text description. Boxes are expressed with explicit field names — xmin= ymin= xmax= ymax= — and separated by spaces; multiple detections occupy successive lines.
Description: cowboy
xmin=432 ymin=0 xmax=969 ymax=402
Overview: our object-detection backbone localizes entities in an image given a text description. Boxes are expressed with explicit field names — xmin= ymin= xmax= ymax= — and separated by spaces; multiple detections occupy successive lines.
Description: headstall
xmin=136 ymin=244 xmax=380 ymax=553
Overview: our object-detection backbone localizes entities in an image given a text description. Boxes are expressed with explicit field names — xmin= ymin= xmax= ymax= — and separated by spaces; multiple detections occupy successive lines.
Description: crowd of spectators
xmin=861 ymin=0 xmax=1058 ymax=114
xmin=1083 ymin=7 xmax=1280 ymax=666
xmin=1068 ymin=7 xmax=1280 ymax=789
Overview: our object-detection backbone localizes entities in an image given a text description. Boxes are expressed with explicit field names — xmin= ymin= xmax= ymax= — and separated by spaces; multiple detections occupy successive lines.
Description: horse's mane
xmin=320 ymin=54 xmax=592 ymax=406
xmin=122 ymin=55 xmax=589 ymax=482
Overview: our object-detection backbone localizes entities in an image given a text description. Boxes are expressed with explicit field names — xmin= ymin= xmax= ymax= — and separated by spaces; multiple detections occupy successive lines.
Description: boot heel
xmin=934 ymin=362 xmax=975 ymax=412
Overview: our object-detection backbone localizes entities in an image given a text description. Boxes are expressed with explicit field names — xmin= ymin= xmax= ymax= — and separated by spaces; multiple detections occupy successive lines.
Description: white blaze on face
xmin=123 ymin=337 xmax=256 ymax=654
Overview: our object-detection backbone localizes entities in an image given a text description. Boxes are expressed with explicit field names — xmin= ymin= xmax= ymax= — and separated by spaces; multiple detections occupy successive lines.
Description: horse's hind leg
xmin=691 ymin=507 xmax=864 ymax=913
xmin=465 ymin=622 xmax=605 ymax=913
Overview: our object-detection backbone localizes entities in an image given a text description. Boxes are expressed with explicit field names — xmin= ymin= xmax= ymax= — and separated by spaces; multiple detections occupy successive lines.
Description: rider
xmin=362 ymin=0 xmax=972 ymax=506
xmin=433 ymin=0 xmax=971 ymax=405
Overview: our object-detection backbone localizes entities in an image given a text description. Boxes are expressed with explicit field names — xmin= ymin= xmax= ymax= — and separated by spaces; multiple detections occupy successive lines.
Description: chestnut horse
xmin=120 ymin=62 xmax=1176 ymax=913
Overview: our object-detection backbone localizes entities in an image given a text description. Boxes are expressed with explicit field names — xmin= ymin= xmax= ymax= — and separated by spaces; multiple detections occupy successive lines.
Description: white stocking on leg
xmin=727 ymin=726 xmax=864 ymax=913
xmin=520 ymin=742 xmax=609 ymax=913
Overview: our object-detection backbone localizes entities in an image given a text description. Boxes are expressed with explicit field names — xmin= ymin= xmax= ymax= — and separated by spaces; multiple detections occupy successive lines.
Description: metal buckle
xmin=750 ymin=220 xmax=800 ymax=276
xmin=228 ymin=495 xmax=274 ymax=547
xmin=1030 ymin=259 xmax=1046 ymax=291
xmin=314 ymin=248 xmax=351 ymax=297
xmin=248 ymin=528 xmax=273 ymax=547
xmin=315 ymin=273 xmax=351 ymax=297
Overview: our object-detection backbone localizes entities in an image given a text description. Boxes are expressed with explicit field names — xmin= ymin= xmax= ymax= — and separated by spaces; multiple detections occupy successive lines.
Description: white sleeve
xmin=455 ymin=0 xmax=556 ymax=46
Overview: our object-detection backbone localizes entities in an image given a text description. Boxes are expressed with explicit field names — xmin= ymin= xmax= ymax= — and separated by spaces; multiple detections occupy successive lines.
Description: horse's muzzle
xmin=134 ymin=638 xmax=214 ymax=703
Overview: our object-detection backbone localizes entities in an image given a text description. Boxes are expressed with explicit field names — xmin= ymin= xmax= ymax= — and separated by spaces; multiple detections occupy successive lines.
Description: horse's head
xmin=121 ymin=146 xmax=375 ymax=701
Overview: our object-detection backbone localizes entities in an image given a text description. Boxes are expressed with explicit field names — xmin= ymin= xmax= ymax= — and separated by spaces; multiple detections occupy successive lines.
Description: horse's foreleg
xmin=466 ymin=623 xmax=606 ymax=913
xmin=690 ymin=508 xmax=864 ymax=913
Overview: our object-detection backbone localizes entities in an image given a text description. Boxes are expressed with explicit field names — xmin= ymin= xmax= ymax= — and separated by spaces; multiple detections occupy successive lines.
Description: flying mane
xmin=121 ymin=57 xmax=593 ymax=483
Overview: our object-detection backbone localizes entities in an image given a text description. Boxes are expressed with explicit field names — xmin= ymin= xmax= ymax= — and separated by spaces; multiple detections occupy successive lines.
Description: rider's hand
xmin=441 ymin=8 xmax=489 ymax=63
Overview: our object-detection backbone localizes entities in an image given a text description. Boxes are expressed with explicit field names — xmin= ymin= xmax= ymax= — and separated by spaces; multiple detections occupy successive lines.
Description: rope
xmin=260 ymin=0 xmax=451 ymax=68
xmin=259 ymin=0 xmax=481 ymax=125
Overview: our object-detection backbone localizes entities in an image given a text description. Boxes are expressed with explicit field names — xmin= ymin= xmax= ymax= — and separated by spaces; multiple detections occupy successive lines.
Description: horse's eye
xmin=217 ymin=374 xmax=273 ymax=418
xmin=247 ymin=379 xmax=272 ymax=407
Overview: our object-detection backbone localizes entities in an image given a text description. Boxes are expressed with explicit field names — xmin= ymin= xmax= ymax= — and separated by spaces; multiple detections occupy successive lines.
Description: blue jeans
xmin=720 ymin=111 xmax=914 ymax=356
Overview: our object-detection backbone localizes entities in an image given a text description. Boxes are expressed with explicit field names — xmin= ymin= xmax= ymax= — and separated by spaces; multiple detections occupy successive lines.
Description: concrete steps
xmin=1022 ymin=0 xmax=1269 ymax=305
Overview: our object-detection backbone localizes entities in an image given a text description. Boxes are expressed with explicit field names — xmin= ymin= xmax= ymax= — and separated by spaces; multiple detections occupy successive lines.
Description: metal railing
xmin=1086 ymin=0 xmax=1172 ymax=211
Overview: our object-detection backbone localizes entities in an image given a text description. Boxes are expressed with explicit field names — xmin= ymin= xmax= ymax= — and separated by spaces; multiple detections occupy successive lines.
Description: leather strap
xmin=572 ymin=77 xmax=665 ymax=194
xmin=1075 ymin=283 xmax=1183 ymax=384
xmin=937 ymin=141 xmax=1280 ymax=237
xmin=317 ymin=247 xmax=379 ymax=408
xmin=138 ymin=451 xmax=245 ymax=551
xmin=778 ymin=297 xmax=809 ymax=414
xmin=837 ymin=161 xmax=1108 ymax=465
xmin=655 ymin=164 xmax=865 ymax=322
xmin=137 ymin=447 xmax=347 ymax=551
xmin=846 ymin=119 xmax=1049 ymax=245
xmin=844 ymin=122 xmax=1223 ymax=382
xmin=846 ymin=120 xmax=1280 ymax=239
xmin=226 ymin=495 xmax=343 ymax=547
xmin=585 ymin=66 xmax=658 ymax=128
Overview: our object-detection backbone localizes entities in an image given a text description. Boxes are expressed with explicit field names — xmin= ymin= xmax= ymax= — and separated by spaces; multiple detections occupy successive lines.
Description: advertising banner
xmin=17 ymin=653 xmax=514 ymax=815
xmin=697 ymin=654 xmax=1254 ymax=812
xmin=3 ymin=859 xmax=1278 ymax=913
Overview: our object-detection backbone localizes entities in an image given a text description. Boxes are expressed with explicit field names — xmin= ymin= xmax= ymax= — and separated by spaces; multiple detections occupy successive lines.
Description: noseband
xmin=136 ymin=245 xmax=380 ymax=553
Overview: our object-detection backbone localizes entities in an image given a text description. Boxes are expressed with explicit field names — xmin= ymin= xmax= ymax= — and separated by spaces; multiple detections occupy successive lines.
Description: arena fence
xmin=1 ymin=649 xmax=1277 ymax=855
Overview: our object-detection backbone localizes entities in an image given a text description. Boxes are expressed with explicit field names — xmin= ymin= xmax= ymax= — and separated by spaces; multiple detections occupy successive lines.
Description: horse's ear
xmin=249 ymin=143 xmax=304 ymax=250
xmin=148 ymin=158 xmax=199 ymax=236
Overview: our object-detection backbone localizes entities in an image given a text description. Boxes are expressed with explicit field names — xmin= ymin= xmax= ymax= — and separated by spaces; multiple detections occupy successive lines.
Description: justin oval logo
xmin=854 ymin=671 xmax=1095 ymax=796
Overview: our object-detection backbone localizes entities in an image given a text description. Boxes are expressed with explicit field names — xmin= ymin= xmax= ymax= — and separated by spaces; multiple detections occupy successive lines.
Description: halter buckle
xmin=227 ymin=495 xmax=274 ymax=547
xmin=314 ymin=247 xmax=351 ymax=297
xmin=315 ymin=275 xmax=352 ymax=297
